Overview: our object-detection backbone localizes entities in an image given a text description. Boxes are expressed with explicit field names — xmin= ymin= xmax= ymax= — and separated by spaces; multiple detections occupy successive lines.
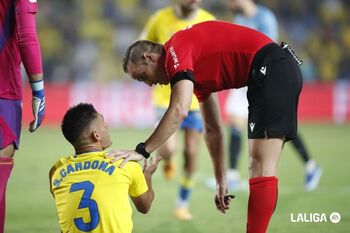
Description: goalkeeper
xmin=0 ymin=1 xmax=45 ymax=232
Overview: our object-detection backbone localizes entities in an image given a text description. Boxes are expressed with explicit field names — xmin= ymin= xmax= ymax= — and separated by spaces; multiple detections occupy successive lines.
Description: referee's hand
xmin=214 ymin=182 xmax=234 ymax=213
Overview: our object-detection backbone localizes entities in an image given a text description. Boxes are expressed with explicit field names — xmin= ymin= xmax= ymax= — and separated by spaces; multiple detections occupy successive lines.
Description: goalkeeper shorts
xmin=0 ymin=99 xmax=22 ymax=149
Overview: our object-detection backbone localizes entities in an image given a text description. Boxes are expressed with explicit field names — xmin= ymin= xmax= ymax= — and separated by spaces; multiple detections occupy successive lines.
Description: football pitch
xmin=5 ymin=123 xmax=350 ymax=233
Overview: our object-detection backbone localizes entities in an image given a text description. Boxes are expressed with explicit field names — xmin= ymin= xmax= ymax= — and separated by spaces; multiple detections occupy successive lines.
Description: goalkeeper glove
xmin=29 ymin=80 xmax=45 ymax=132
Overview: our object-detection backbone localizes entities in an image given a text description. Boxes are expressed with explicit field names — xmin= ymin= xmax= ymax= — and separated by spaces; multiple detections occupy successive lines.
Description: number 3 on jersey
xmin=70 ymin=181 xmax=100 ymax=232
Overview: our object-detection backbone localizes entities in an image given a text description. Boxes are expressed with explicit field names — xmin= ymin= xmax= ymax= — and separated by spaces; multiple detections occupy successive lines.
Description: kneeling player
xmin=49 ymin=103 xmax=161 ymax=233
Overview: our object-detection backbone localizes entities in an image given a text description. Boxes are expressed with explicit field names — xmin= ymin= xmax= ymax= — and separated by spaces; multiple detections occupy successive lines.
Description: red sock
xmin=0 ymin=157 xmax=14 ymax=233
xmin=247 ymin=176 xmax=278 ymax=233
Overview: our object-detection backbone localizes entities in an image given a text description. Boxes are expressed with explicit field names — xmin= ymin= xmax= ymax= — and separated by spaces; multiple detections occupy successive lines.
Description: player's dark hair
xmin=123 ymin=40 xmax=163 ymax=73
xmin=61 ymin=103 xmax=98 ymax=145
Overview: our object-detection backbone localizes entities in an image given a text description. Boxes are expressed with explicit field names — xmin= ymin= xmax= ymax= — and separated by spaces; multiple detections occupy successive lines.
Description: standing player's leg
xmin=206 ymin=88 xmax=248 ymax=191
xmin=291 ymin=134 xmax=310 ymax=163
xmin=225 ymin=88 xmax=249 ymax=191
xmin=155 ymin=107 xmax=178 ymax=180
xmin=228 ymin=123 xmax=243 ymax=183
xmin=291 ymin=134 xmax=322 ymax=191
xmin=157 ymin=132 xmax=178 ymax=180
xmin=174 ymin=111 xmax=202 ymax=220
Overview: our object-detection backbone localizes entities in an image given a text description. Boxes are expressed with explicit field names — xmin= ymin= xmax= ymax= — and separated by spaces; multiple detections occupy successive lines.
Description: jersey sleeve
xmin=15 ymin=0 xmax=43 ymax=75
xmin=128 ymin=162 xmax=148 ymax=197
xmin=194 ymin=89 xmax=210 ymax=102
xmin=164 ymin=39 xmax=194 ymax=82
xmin=49 ymin=159 xmax=63 ymax=195
xmin=15 ymin=0 xmax=38 ymax=13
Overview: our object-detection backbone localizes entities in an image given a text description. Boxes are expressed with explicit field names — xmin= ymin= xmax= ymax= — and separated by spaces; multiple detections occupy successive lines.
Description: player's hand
xmin=106 ymin=150 xmax=144 ymax=168
xmin=143 ymin=155 xmax=162 ymax=176
xmin=29 ymin=80 xmax=45 ymax=132
xmin=214 ymin=180 xmax=233 ymax=213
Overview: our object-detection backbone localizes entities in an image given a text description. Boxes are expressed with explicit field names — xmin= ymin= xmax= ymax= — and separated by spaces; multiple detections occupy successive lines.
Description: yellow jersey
xmin=49 ymin=151 xmax=148 ymax=233
xmin=141 ymin=6 xmax=215 ymax=110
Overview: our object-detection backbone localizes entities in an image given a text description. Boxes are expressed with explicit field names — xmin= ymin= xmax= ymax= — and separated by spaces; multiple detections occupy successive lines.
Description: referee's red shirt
xmin=164 ymin=20 xmax=273 ymax=102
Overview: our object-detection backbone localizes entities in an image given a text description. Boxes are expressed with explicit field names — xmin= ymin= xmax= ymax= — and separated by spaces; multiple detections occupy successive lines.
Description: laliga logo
xmin=290 ymin=212 xmax=341 ymax=223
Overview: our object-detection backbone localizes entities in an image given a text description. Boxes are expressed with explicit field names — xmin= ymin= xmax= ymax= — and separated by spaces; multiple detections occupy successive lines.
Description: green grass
xmin=5 ymin=124 xmax=350 ymax=233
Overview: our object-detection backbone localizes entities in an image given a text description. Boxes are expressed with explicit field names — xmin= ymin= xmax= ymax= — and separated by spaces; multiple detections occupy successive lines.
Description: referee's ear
xmin=143 ymin=52 xmax=155 ymax=63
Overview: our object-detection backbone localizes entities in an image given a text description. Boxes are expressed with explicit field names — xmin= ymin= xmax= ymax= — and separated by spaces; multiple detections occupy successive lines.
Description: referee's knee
xmin=249 ymin=157 xmax=277 ymax=178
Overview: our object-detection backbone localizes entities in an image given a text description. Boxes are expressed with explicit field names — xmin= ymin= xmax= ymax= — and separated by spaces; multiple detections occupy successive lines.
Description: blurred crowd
xmin=35 ymin=0 xmax=350 ymax=83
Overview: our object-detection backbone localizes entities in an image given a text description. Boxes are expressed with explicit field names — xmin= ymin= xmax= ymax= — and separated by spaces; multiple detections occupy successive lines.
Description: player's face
xmin=127 ymin=55 xmax=168 ymax=87
xmin=95 ymin=113 xmax=112 ymax=150
xmin=178 ymin=0 xmax=201 ymax=11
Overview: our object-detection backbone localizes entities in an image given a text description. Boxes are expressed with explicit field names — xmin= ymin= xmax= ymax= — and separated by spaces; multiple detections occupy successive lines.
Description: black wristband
xmin=135 ymin=142 xmax=150 ymax=159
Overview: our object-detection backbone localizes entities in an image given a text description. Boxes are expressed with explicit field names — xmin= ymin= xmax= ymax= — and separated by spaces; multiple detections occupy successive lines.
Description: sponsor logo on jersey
xmin=170 ymin=46 xmax=179 ymax=69
xmin=260 ymin=66 xmax=266 ymax=75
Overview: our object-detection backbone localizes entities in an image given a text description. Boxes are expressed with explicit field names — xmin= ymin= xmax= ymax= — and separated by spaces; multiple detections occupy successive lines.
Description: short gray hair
xmin=122 ymin=40 xmax=163 ymax=73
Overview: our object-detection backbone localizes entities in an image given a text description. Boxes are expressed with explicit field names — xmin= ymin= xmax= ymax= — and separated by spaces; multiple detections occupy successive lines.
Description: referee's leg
xmin=246 ymin=138 xmax=282 ymax=233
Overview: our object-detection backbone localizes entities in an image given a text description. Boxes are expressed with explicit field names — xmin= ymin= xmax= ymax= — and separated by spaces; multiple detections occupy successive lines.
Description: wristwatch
xmin=135 ymin=142 xmax=150 ymax=159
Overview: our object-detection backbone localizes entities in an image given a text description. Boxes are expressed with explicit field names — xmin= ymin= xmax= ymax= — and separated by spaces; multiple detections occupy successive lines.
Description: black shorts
xmin=247 ymin=43 xmax=303 ymax=141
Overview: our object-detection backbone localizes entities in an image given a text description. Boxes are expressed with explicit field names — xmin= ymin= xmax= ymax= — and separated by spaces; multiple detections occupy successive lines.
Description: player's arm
xmin=199 ymin=93 xmax=229 ymax=213
xmin=131 ymin=156 xmax=161 ymax=214
xmin=144 ymin=76 xmax=193 ymax=153
xmin=15 ymin=0 xmax=45 ymax=132
xmin=131 ymin=179 xmax=154 ymax=214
